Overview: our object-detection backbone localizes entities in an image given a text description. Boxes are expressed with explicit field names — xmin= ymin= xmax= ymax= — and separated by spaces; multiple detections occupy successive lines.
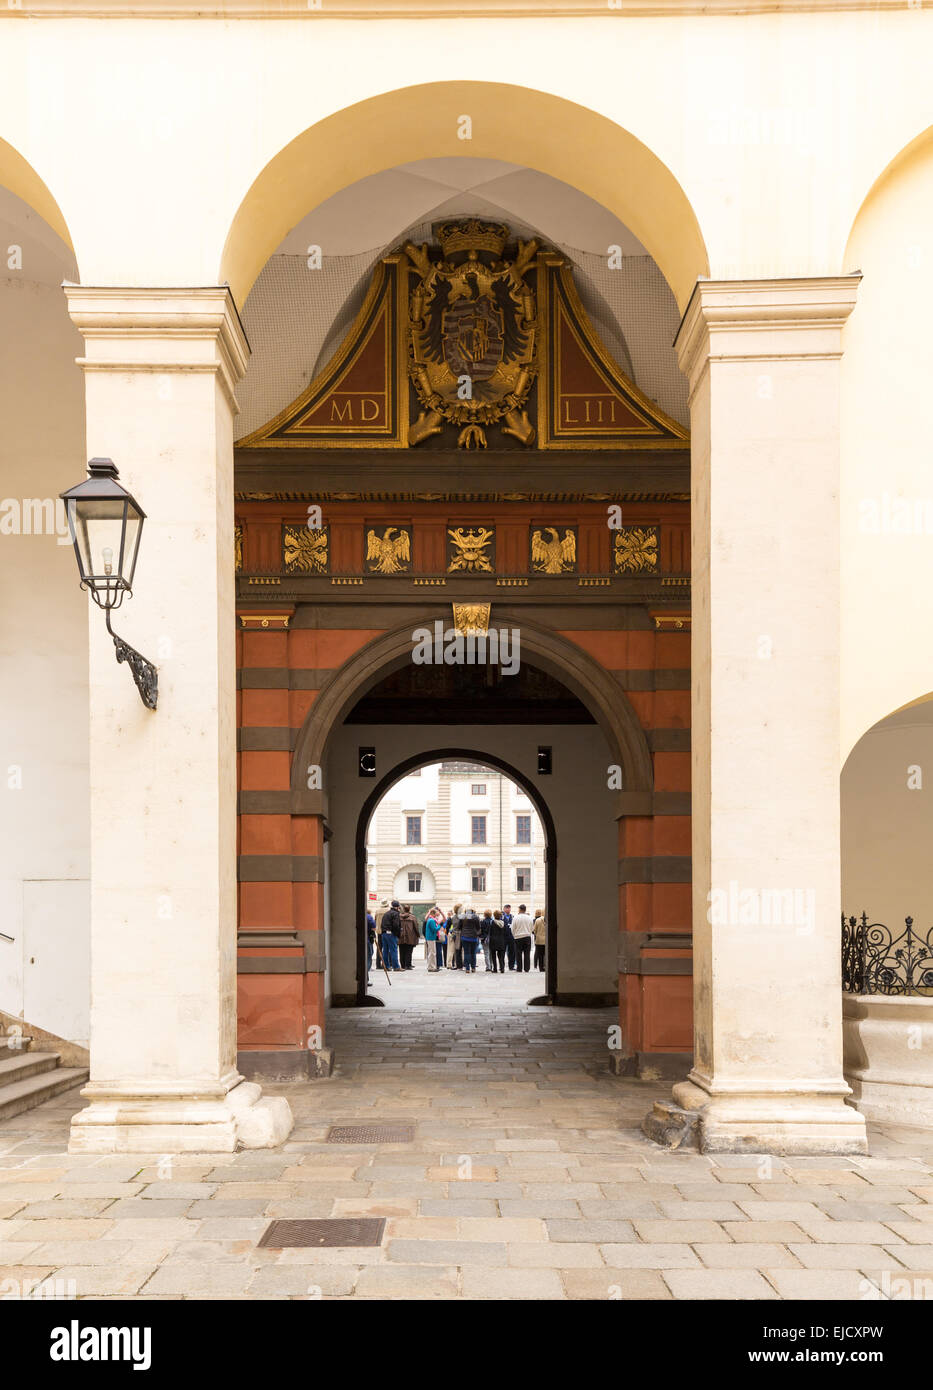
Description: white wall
xmin=840 ymin=131 xmax=933 ymax=756
xmin=0 ymin=190 xmax=89 ymax=1045
xmin=841 ymin=703 xmax=933 ymax=932
xmin=1 ymin=11 xmax=930 ymax=287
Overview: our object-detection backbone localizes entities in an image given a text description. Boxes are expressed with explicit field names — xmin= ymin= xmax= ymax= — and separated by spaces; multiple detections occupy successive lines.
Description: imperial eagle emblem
xmin=366 ymin=526 xmax=411 ymax=575
xmin=531 ymin=527 xmax=577 ymax=575
xmin=405 ymin=220 xmax=538 ymax=450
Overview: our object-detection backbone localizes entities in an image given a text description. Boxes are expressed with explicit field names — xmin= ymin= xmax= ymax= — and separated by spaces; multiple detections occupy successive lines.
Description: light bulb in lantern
xmin=102 ymin=546 xmax=113 ymax=576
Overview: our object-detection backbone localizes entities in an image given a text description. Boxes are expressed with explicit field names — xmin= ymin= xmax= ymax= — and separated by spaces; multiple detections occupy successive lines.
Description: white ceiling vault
xmin=235 ymin=158 xmax=687 ymax=441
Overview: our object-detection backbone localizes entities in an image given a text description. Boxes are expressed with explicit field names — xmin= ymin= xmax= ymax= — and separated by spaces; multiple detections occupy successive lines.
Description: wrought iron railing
xmin=842 ymin=913 xmax=933 ymax=997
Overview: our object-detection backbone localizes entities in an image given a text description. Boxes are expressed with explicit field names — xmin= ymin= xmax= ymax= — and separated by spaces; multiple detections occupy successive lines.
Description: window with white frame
xmin=408 ymin=871 xmax=422 ymax=894
xmin=471 ymin=867 xmax=487 ymax=893
xmin=516 ymin=814 xmax=531 ymax=845
xmin=471 ymin=783 xmax=486 ymax=796
xmin=515 ymin=866 xmax=531 ymax=893
xmin=471 ymin=815 xmax=487 ymax=845
xmin=406 ymin=815 xmax=422 ymax=845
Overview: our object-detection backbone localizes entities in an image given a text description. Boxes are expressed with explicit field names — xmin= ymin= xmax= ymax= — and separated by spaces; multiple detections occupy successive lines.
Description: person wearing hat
xmin=380 ymin=900 xmax=402 ymax=971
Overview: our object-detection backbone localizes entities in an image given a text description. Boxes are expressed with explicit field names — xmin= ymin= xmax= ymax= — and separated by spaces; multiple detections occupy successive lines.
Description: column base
xmin=643 ymin=1077 xmax=868 ymax=1156
xmin=68 ymin=1076 xmax=293 ymax=1154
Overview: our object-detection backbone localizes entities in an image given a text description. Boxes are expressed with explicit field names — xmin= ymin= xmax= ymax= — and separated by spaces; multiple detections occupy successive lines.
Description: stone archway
xmin=290 ymin=611 xmax=654 ymax=817
xmin=220 ymin=81 xmax=708 ymax=312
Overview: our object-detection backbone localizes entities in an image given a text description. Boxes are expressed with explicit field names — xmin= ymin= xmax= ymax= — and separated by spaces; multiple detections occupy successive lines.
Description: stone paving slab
xmin=662 ymin=1269 xmax=779 ymax=1299
xmin=1 ymin=965 xmax=932 ymax=1300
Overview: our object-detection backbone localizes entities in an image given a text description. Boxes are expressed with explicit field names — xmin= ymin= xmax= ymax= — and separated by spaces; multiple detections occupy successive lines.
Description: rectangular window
xmin=516 ymin=814 xmax=531 ymax=845
xmin=471 ymin=815 xmax=487 ymax=845
xmin=471 ymin=867 xmax=487 ymax=893
xmin=408 ymin=872 xmax=422 ymax=893
xmin=406 ymin=815 xmax=422 ymax=845
xmin=471 ymin=783 xmax=486 ymax=796
xmin=516 ymin=866 xmax=531 ymax=894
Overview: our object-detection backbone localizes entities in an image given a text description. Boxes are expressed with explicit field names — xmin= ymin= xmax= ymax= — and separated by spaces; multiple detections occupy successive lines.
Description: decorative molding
xmin=446 ymin=525 xmax=495 ymax=574
xmin=675 ymin=275 xmax=862 ymax=394
xmin=530 ymin=526 xmax=577 ymax=575
xmin=365 ymin=525 xmax=412 ymax=575
xmin=238 ymin=611 xmax=293 ymax=629
xmin=650 ymin=611 xmax=691 ymax=631
xmin=7 ymin=2 xmax=904 ymax=18
xmin=406 ymin=221 xmax=538 ymax=450
xmin=614 ymin=525 xmax=660 ymax=574
xmin=283 ymin=524 xmax=329 ymax=573
xmin=233 ymin=451 xmax=691 ymax=500
xmin=63 ymin=285 xmax=249 ymax=411
xmin=452 ymin=602 xmax=491 ymax=635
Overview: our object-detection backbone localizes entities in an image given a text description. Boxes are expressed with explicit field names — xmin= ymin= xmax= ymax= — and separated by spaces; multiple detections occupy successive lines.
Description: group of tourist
xmin=367 ymin=901 xmax=547 ymax=978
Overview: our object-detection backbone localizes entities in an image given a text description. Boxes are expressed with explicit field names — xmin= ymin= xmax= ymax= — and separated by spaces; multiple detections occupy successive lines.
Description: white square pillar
xmin=64 ymin=287 xmax=291 ymax=1152
xmin=671 ymin=278 xmax=867 ymax=1154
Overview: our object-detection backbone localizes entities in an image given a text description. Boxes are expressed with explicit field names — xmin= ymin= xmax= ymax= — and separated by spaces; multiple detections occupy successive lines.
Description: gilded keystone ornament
xmin=405 ymin=220 xmax=538 ymax=450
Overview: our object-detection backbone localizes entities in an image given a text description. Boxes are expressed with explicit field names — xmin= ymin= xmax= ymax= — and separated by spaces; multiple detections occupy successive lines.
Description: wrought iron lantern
xmin=60 ymin=458 xmax=158 ymax=709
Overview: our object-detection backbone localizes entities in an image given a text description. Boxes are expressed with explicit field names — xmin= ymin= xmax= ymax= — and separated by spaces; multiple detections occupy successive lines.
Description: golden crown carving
xmin=434 ymin=219 xmax=510 ymax=259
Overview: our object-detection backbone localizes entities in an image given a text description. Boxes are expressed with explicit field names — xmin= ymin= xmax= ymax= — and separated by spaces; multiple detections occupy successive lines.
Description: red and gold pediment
xmin=537 ymin=252 xmax=688 ymax=450
xmin=237 ymin=255 xmax=409 ymax=449
xmin=237 ymin=225 xmax=688 ymax=453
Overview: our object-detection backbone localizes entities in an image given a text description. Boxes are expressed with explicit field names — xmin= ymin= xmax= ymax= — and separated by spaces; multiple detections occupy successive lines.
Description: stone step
xmin=0 ymin=1050 xmax=60 ymax=1085
xmin=642 ymin=1099 xmax=701 ymax=1151
xmin=0 ymin=1067 xmax=89 ymax=1123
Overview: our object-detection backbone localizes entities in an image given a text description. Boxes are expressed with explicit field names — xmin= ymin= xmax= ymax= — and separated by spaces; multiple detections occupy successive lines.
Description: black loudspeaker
xmin=537 ymin=746 xmax=552 ymax=775
xmin=359 ymin=747 xmax=376 ymax=777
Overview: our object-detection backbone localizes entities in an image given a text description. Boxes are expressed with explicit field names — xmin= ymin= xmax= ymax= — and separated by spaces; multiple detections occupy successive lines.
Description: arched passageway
xmin=840 ymin=695 xmax=933 ymax=1129
xmin=354 ymin=748 xmax=559 ymax=1004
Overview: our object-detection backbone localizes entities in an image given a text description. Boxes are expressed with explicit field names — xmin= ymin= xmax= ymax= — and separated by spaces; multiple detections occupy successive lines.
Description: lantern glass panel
xmin=120 ymin=501 xmax=144 ymax=589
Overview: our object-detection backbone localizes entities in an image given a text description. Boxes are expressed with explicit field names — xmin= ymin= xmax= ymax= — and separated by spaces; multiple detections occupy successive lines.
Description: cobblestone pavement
xmin=2 ymin=953 xmax=933 ymax=1300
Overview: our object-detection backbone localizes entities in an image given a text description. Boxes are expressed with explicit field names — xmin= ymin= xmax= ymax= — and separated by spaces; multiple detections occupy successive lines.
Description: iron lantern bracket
xmin=105 ymin=609 xmax=158 ymax=710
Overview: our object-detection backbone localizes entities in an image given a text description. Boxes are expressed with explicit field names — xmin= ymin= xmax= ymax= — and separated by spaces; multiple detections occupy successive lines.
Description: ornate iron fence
xmin=842 ymin=913 xmax=933 ymax=996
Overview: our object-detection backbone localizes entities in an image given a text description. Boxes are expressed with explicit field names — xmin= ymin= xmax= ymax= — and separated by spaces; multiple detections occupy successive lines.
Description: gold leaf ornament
xmin=366 ymin=526 xmax=412 ymax=575
xmin=447 ymin=526 xmax=494 ymax=573
xmin=613 ymin=526 xmax=659 ymax=574
xmin=284 ymin=524 xmax=329 ymax=573
xmin=531 ymin=527 xmax=576 ymax=574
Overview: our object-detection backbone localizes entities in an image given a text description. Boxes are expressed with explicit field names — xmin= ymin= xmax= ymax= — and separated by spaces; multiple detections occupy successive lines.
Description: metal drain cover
xmin=326 ymin=1123 xmax=414 ymax=1144
xmin=258 ymin=1218 xmax=386 ymax=1249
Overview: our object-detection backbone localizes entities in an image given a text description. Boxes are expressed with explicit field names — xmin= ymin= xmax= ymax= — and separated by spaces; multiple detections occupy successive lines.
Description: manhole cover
xmin=258 ymin=1218 xmax=386 ymax=1249
xmin=326 ymin=1123 xmax=414 ymax=1144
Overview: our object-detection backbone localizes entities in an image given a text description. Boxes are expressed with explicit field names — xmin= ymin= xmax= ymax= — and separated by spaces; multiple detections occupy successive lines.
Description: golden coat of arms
xmin=405 ymin=220 xmax=538 ymax=450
